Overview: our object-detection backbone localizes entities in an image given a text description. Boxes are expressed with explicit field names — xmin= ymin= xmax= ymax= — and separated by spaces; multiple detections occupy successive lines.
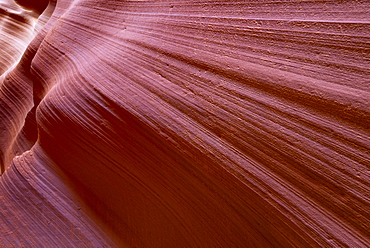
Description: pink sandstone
xmin=0 ymin=0 xmax=369 ymax=247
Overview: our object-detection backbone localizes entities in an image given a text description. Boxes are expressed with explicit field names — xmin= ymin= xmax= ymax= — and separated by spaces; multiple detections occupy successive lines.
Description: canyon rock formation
xmin=0 ymin=0 xmax=369 ymax=247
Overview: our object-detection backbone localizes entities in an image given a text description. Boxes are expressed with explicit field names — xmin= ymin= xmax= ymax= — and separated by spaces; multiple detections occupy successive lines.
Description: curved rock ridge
xmin=14 ymin=0 xmax=49 ymax=15
xmin=0 ymin=0 xmax=52 ymax=76
xmin=0 ymin=0 xmax=55 ymax=173
xmin=0 ymin=0 xmax=369 ymax=247
xmin=0 ymin=0 xmax=36 ymax=75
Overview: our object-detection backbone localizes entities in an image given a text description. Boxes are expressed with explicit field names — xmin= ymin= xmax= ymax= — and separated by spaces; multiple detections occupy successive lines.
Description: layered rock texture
xmin=1 ymin=0 xmax=369 ymax=247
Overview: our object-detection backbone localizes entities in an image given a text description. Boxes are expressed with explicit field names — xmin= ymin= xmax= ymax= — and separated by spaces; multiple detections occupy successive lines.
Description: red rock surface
xmin=0 ymin=0 xmax=369 ymax=247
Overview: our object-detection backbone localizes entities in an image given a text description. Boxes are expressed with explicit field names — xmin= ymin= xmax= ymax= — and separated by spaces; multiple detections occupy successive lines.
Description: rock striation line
xmin=0 ymin=0 xmax=369 ymax=247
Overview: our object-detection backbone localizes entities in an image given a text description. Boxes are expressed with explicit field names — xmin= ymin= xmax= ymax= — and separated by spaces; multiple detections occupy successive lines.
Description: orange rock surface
xmin=1 ymin=0 xmax=369 ymax=247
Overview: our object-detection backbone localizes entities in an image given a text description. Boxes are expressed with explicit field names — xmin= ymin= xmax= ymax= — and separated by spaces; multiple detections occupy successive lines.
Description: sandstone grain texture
xmin=0 ymin=0 xmax=369 ymax=247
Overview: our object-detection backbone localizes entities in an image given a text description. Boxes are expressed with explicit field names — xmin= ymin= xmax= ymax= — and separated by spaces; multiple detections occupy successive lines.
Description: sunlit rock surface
xmin=0 ymin=0 xmax=369 ymax=247
xmin=0 ymin=0 xmax=37 ymax=75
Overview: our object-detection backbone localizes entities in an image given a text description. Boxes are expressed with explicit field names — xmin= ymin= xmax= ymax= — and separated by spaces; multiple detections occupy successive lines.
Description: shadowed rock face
xmin=14 ymin=0 xmax=49 ymax=14
xmin=0 ymin=0 xmax=369 ymax=247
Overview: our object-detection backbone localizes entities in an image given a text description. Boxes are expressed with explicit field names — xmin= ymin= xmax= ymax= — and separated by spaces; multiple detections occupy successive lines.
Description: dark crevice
xmin=15 ymin=0 xmax=49 ymax=15
xmin=0 ymin=1 xmax=56 ymax=175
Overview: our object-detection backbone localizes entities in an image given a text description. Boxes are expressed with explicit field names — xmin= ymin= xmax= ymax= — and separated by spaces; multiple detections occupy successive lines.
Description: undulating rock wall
xmin=1 ymin=0 xmax=369 ymax=247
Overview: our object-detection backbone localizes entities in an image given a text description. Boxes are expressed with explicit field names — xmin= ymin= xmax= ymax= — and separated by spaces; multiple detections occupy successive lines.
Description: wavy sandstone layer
xmin=0 ymin=0 xmax=369 ymax=247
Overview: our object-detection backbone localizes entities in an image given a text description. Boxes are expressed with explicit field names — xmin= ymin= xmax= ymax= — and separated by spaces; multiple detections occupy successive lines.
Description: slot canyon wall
xmin=0 ymin=0 xmax=369 ymax=247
